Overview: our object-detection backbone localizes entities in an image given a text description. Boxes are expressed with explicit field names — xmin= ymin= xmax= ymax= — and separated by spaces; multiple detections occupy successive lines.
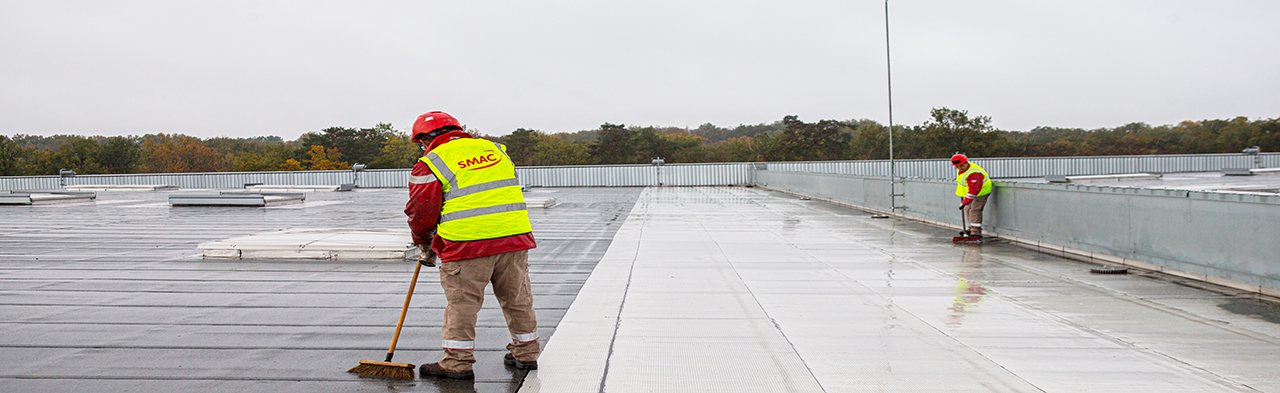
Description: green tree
xmin=226 ymin=143 xmax=298 ymax=172
xmin=662 ymin=133 xmax=710 ymax=163
xmin=100 ymin=136 xmax=140 ymax=174
xmin=298 ymin=123 xmax=394 ymax=166
xmin=775 ymin=115 xmax=853 ymax=161
xmin=531 ymin=134 xmax=591 ymax=166
xmin=498 ymin=129 xmax=542 ymax=166
xmin=368 ymin=133 xmax=423 ymax=169
xmin=36 ymin=137 xmax=106 ymax=175
xmin=588 ymin=123 xmax=633 ymax=164
xmin=0 ymin=135 xmax=18 ymax=176
xmin=916 ymin=107 xmax=995 ymax=158
xmin=849 ymin=121 xmax=891 ymax=160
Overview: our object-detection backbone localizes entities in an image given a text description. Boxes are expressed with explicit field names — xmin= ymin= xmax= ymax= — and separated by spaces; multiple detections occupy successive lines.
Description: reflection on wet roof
xmin=2 ymin=186 xmax=1279 ymax=392
xmin=523 ymin=186 xmax=1280 ymax=392
xmin=0 ymin=187 xmax=639 ymax=392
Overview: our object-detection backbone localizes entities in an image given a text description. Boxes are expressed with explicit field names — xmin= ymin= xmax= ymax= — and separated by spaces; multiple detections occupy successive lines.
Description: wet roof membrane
xmin=0 ymin=187 xmax=639 ymax=392
xmin=522 ymin=186 xmax=1280 ymax=392
xmin=2 ymin=186 xmax=1278 ymax=392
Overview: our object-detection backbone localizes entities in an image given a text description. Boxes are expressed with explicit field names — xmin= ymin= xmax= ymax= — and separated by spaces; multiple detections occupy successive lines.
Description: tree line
xmin=2 ymin=108 xmax=1277 ymax=176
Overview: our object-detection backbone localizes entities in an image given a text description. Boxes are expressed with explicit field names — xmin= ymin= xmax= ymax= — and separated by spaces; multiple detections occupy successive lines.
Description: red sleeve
xmin=405 ymin=160 xmax=442 ymax=244
xmin=965 ymin=172 xmax=985 ymax=197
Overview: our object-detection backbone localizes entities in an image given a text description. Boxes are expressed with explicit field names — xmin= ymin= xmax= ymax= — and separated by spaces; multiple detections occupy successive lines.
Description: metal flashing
xmin=244 ymin=184 xmax=351 ymax=192
xmin=64 ymin=184 xmax=178 ymax=191
xmin=169 ymin=192 xmax=305 ymax=207
xmin=198 ymin=228 xmax=414 ymax=260
xmin=0 ymin=190 xmax=97 ymax=205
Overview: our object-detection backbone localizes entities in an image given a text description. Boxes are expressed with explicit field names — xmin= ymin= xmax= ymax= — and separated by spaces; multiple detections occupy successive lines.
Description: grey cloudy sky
xmin=3 ymin=1 xmax=1278 ymax=140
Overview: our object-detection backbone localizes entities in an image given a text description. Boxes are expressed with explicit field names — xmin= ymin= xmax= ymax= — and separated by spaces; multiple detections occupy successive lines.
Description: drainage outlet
xmin=1090 ymin=266 xmax=1129 ymax=274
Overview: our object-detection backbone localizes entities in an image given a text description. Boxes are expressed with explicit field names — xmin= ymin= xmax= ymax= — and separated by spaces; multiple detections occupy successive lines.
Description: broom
xmin=348 ymin=248 xmax=433 ymax=378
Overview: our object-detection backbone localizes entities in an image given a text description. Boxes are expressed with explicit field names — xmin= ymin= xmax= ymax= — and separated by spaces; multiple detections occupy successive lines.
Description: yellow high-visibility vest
xmin=419 ymin=138 xmax=531 ymax=241
xmin=955 ymin=162 xmax=994 ymax=197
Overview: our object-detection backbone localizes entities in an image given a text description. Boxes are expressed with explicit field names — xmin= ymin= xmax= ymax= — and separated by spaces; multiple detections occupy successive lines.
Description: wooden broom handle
xmin=387 ymin=260 xmax=422 ymax=357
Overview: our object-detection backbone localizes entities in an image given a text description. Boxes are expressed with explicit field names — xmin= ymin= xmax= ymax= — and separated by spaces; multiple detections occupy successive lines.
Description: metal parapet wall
xmin=3 ymin=152 xmax=1277 ymax=190
xmin=767 ymin=152 xmax=1280 ymax=179
xmin=755 ymin=170 xmax=1280 ymax=297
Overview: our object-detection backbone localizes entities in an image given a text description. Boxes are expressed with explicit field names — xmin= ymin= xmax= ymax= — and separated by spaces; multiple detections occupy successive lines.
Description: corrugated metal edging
xmin=0 ymin=170 xmax=375 ymax=190
xmin=762 ymin=153 xmax=1280 ymax=179
xmin=0 ymin=176 xmax=61 ymax=190
xmin=658 ymin=163 xmax=752 ymax=186
xmin=516 ymin=163 xmax=753 ymax=187
xmin=4 ymin=153 xmax=1277 ymax=189
xmin=518 ymin=165 xmax=655 ymax=187
xmin=358 ymin=169 xmax=410 ymax=188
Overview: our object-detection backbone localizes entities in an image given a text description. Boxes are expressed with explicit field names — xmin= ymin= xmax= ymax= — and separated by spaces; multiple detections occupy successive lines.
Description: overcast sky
xmin=3 ymin=1 xmax=1278 ymax=140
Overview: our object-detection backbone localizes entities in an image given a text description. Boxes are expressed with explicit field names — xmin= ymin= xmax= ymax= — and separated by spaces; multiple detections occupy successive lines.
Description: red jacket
xmin=405 ymin=131 xmax=536 ymax=262
xmin=961 ymin=171 xmax=986 ymax=204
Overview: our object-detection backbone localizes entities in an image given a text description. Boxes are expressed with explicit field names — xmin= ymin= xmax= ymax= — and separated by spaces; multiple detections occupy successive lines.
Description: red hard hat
xmin=411 ymin=111 xmax=463 ymax=141
xmin=950 ymin=153 xmax=968 ymax=166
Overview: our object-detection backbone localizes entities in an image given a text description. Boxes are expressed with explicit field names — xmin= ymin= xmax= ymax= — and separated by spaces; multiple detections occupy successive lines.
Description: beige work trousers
xmin=437 ymin=250 xmax=540 ymax=371
xmin=963 ymin=194 xmax=989 ymax=235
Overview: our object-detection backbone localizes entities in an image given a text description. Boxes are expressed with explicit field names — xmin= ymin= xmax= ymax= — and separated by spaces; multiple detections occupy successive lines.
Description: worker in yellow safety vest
xmin=951 ymin=153 xmax=993 ymax=237
xmin=405 ymin=111 xmax=539 ymax=380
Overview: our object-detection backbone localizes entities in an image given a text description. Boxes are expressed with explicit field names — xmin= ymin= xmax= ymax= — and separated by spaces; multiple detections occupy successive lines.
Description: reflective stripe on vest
xmin=425 ymin=153 xmax=456 ymax=188
xmin=440 ymin=202 xmax=527 ymax=223
xmin=419 ymin=138 xmax=531 ymax=241
xmin=444 ymin=178 xmax=520 ymax=201
xmin=955 ymin=162 xmax=994 ymax=197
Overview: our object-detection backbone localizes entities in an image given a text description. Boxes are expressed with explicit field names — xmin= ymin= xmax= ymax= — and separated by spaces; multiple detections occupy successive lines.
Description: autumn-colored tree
xmin=140 ymin=134 xmax=222 ymax=173
xmin=279 ymin=159 xmax=304 ymax=171
xmin=301 ymin=145 xmax=349 ymax=170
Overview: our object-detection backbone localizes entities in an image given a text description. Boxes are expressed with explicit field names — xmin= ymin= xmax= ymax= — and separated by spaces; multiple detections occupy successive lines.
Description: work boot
xmin=969 ymin=227 xmax=982 ymax=237
xmin=504 ymin=353 xmax=538 ymax=370
xmin=420 ymin=363 xmax=474 ymax=380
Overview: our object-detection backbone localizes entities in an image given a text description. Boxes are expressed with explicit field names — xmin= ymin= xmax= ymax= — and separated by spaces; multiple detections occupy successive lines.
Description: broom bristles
xmin=348 ymin=360 xmax=415 ymax=379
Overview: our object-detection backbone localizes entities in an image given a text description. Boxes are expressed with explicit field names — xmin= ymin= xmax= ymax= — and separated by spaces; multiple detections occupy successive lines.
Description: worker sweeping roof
xmin=952 ymin=153 xmax=992 ymax=239
xmin=405 ymin=111 xmax=540 ymax=380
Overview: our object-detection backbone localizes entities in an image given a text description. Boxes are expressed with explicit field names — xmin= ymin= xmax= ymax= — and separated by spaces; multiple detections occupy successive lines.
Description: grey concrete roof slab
xmin=5 ymin=185 xmax=1280 ymax=392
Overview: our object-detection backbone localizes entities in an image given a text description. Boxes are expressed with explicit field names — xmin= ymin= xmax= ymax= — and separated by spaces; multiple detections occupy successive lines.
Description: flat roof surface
xmin=524 ymin=186 xmax=1280 ymax=392
xmin=0 ymin=187 xmax=640 ymax=392
xmin=3 ymin=186 xmax=1280 ymax=392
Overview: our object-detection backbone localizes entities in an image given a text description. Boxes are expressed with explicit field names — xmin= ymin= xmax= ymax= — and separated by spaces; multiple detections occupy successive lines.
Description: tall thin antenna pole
xmin=885 ymin=0 xmax=898 ymax=211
